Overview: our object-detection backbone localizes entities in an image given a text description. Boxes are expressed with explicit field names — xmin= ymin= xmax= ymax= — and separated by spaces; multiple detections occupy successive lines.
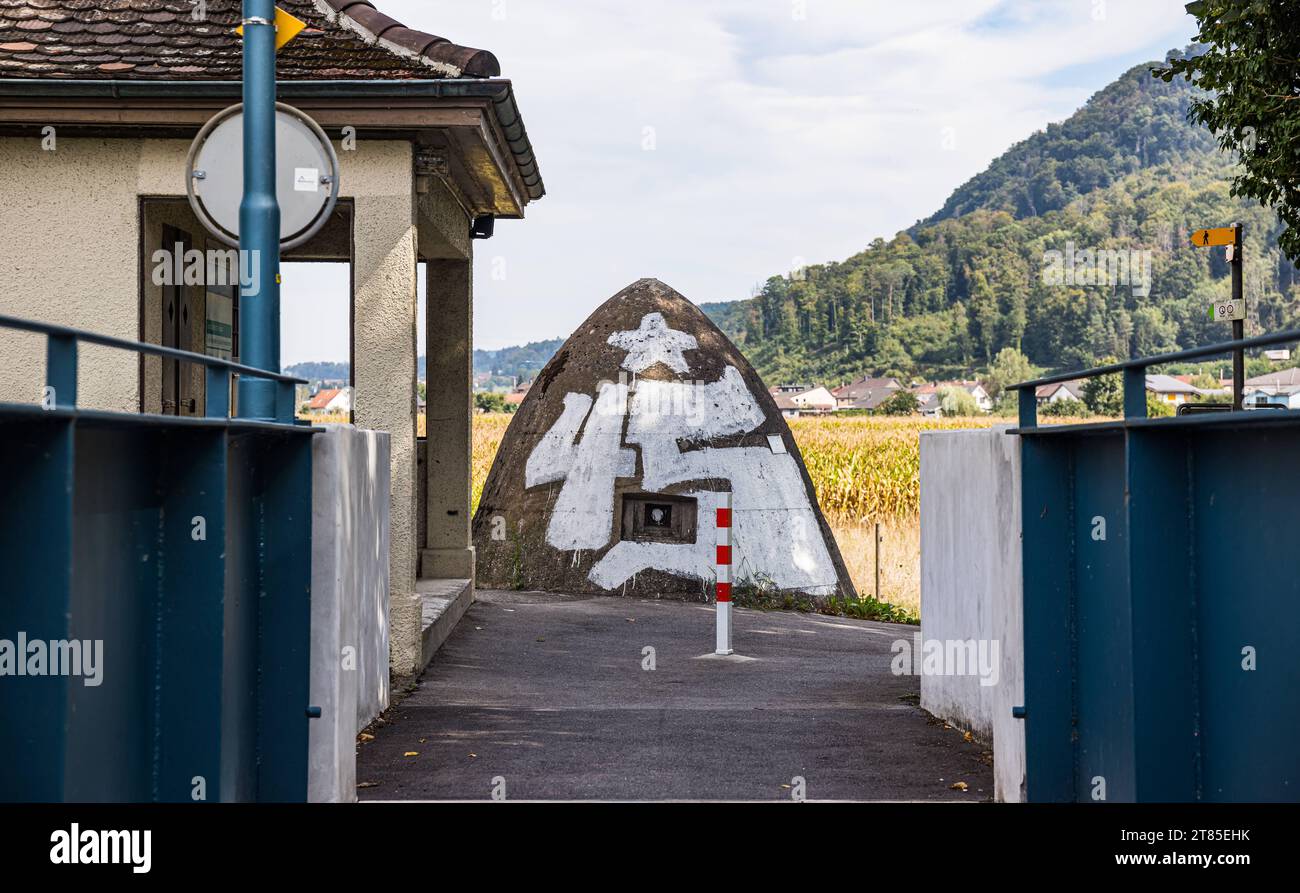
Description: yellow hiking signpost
xmin=236 ymin=7 xmax=307 ymax=52
xmin=1190 ymin=226 xmax=1236 ymax=248
xmin=1191 ymin=223 xmax=1244 ymax=409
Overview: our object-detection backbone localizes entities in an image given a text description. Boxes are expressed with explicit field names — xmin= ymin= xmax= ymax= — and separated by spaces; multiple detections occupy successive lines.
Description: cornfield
xmin=787 ymin=416 xmax=1002 ymax=523
xmin=471 ymin=412 xmax=512 ymax=514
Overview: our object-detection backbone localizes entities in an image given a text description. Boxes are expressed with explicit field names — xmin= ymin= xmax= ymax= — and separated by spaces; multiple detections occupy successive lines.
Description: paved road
xmin=357 ymin=590 xmax=992 ymax=801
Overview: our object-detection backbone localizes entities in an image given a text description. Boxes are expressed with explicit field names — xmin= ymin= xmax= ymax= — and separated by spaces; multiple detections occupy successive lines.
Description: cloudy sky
xmin=281 ymin=0 xmax=1197 ymax=365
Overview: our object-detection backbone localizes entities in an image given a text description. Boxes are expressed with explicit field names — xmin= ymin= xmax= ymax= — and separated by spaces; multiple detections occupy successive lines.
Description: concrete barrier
xmin=919 ymin=426 xmax=1025 ymax=802
xmin=309 ymin=425 xmax=391 ymax=803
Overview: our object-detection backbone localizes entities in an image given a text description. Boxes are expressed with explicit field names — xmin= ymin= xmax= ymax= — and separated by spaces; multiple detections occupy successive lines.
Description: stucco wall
xmin=919 ymin=426 xmax=1026 ymax=803
xmin=309 ymin=424 xmax=390 ymax=803
xmin=0 ymin=137 xmax=142 ymax=411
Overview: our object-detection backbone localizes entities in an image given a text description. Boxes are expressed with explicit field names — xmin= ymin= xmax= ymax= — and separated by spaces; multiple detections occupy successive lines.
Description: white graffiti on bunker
xmin=525 ymin=313 xmax=838 ymax=595
xmin=606 ymin=312 xmax=697 ymax=374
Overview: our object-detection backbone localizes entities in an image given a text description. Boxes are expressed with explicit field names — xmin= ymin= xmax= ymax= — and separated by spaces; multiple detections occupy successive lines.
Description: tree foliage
xmin=938 ymin=387 xmax=980 ymax=417
xmin=1155 ymin=3 xmax=1300 ymax=259
xmin=877 ymin=390 xmax=920 ymax=416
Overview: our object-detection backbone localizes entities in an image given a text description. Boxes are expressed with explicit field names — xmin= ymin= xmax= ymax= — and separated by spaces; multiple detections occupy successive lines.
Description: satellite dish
xmin=186 ymin=102 xmax=340 ymax=251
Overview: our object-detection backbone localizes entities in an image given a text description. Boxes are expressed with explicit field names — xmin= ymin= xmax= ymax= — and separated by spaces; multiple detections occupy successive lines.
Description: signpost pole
xmin=238 ymin=0 xmax=280 ymax=420
xmin=1232 ymin=223 xmax=1244 ymax=411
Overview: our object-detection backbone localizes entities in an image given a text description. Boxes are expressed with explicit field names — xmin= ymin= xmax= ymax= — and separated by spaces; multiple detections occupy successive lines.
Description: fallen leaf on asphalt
xmin=963 ymin=731 xmax=973 ymax=743
xmin=358 ymin=732 xmax=374 ymax=742
xmin=536 ymin=637 xmax=545 ymax=642
xmin=469 ymin=753 xmax=477 ymax=758
xmin=357 ymin=782 xmax=379 ymax=789
xmin=950 ymin=781 xmax=969 ymax=791
xmin=404 ymin=751 xmax=419 ymax=757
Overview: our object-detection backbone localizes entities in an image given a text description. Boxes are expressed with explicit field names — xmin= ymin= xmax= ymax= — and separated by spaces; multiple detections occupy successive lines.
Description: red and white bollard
xmin=715 ymin=491 xmax=733 ymax=655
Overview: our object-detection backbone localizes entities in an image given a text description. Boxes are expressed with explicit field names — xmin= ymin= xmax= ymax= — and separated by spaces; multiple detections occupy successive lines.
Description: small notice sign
xmin=294 ymin=168 xmax=319 ymax=192
xmin=1209 ymin=298 xmax=1246 ymax=321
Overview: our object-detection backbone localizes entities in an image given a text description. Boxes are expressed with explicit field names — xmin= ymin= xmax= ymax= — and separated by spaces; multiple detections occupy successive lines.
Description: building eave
xmin=0 ymin=77 xmax=544 ymax=215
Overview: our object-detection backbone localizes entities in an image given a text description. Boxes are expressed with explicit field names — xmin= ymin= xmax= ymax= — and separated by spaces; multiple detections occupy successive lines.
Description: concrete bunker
xmin=473 ymin=278 xmax=856 ymax=602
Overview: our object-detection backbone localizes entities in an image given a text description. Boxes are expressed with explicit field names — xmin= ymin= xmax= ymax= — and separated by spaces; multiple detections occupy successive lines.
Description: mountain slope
xmin=703 ymin=49 xmax=1298 ymax=385
xmin=922 ymin=49 xmax=1217 ymax=225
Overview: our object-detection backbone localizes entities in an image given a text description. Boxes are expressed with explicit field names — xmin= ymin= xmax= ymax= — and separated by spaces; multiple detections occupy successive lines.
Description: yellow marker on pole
xmin=1190 ymin=226 xmax=1236 ymax=248
xmin=236 ymin=7 xmax=307 ymax=52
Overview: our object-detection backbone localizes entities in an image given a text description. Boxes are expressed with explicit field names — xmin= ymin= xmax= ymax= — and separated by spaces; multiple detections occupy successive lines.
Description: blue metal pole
xmin=238 ymin=0 xmax=280 ymax=420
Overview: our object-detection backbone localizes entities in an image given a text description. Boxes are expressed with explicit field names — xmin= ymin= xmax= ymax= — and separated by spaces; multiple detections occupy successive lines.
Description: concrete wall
xmin=919 ymin=426 xmax=1025 ymax=803
xmin=309 ymin=425 xmax=391 ymax=803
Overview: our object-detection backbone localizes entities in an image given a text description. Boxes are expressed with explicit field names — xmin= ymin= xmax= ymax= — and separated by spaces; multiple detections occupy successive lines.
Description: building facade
xmin=0 ymin=0 xmax=544 ymax=678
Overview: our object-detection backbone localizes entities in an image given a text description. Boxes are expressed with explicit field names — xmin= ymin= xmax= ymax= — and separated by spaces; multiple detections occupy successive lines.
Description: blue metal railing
xmin=1008 ymin=328 xmax=1300 ymax=801
xmin=1008 ymin=326 xmax=1300 ymax=429
xmin=0 ymin=312 xmax=305 ymax=422
xmin=0 ymin=315 xmax=317 ymax=802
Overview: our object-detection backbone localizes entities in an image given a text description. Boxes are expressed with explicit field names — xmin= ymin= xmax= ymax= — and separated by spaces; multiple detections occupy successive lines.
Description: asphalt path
xmin=357 ymin=590 xmax=992 ymax=801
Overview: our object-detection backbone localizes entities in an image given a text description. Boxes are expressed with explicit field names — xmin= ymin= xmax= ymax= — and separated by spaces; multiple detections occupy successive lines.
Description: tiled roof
xmin=831 ymin=376 xmax=900 ymax=400
xmin=1246 ymin=367 xmax=1300 ymax=389
xmin=309 ymin=387 xmax=341 ymax=409
xmin=847 ymin=387 xmax=899 ymax=410
xmin=0 ymin=0 xmax=500 ymax=80
xmin=1145 ymin=373 xmax=1200 ymax=395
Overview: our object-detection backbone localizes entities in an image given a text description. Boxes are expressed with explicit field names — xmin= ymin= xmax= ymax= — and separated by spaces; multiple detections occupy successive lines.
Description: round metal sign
xmin=186 ymin=102 xmax=340 ymax=251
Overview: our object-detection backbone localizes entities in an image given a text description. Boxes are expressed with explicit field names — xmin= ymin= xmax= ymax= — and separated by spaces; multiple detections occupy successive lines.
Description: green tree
xmin=967 ymin=269 xmax=999 ymax=362
xmin=1155 ymin=5 xmax=1300 ymax=259
xmin=938 ymin=386 xmax=981 ymax=417
xmin=877 ymin=390 xmax=920 ymax=416
xmin=1083 ymin=362 xmax=1124 ymax=416
xmin=1041 ymin=397 xmax=1088 ymax=418
xmin=474 ymin=391 xmax=514 ymax=414
xmin=983 ymin=346 xmax=1038 ymax=400
xmin=1147 ymin=394 xmax=1176 ymax=418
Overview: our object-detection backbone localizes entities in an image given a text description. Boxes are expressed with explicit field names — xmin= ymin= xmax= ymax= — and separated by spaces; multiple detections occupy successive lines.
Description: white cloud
xmin=373 ymin=0 xmax=1196 ymax=349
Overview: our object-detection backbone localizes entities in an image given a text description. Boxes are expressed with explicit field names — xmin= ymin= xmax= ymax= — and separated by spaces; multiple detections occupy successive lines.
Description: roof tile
xmin=0 ymin=0 xmax=501 ymax=79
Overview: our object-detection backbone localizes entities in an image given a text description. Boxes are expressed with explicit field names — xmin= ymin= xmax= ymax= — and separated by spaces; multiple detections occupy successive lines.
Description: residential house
xmin=1243 ymin=368 xmax=1300 ymax=409
xmin=915 ymin=380 xmax=993 ymax=413
xmin=916 ymin=390 xmax=943 ymax=418
xmin=1035 ymin=379 xmax=1086 ymax=406
xmin=308 ymin=386 xmax=352 ymax=414
xmin=1146 ymin=374 xmax=1203 ymax=408
xmin=788 ymin=386 xmax=837 ymax=414
xmin=504 ymin=380 xmax=531 ymax=406
xmin=770 ymin=390 xmax=801 ymax=418
xmin=832 ymin=376 xmax=901 ymax=409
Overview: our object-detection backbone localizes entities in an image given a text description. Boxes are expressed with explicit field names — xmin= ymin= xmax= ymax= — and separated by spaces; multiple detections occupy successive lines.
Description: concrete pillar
xmin=421 ymin=253 xmax=476 ymax=580
xmin=349 ymin=142 xmax=421 ymax=678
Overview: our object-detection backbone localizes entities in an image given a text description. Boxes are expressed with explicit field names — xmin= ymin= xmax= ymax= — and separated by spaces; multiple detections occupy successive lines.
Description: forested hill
xmin=702 ymin=49 xmax=1300 ymax=385
xmin=922 ymin=50 xmax=1217 ymax=225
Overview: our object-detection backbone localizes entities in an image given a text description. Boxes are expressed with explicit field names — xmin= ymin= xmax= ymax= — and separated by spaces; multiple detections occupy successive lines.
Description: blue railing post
xmin=1018 ymin=386 xmax=1037 ymax=428
xmin=46 ymin=332 xmax=77 ymax=409
xmin=1123 ymin=365 xmax=1147 ymax=419
xmin=205 ymin=366 xmax=231 ymax=419
xmin=237 ymin=0 xmax=281 ymax=422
